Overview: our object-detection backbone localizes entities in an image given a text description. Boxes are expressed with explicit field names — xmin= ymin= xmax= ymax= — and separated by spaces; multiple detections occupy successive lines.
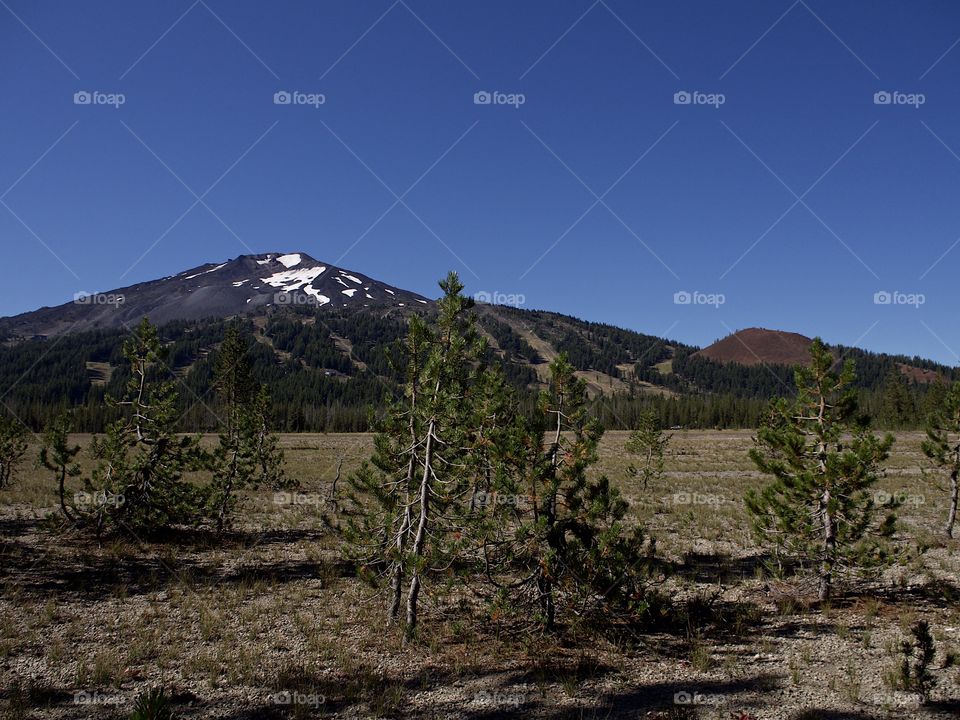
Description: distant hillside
xmin=695 ymin=328 xmax=813 ymax=367
xmin=0 ymin=254 xmax=956 ymax=432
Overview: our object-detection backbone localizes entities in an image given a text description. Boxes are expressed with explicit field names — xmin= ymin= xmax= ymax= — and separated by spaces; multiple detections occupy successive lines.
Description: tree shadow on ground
xmin=459 ymin=674 xmax=780 ymax=719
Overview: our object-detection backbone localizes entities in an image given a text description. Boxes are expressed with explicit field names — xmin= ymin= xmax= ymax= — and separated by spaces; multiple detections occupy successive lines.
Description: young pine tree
xmin=484 ymin=355 xmax=653 ymax=630
xmin=746 ymin=339 xmax=897 ymax=600
xmin=0 ymin=414 xmax=27 ymax=489
xmin=343 ymin=272 xmax=483 ymax=639
xmin=921 ymin=380 xmax=960 ymax=538
xmin=39 ymin=413 xmax=81 ymax=522
xmin=208 ymin=323 xmax=287 ymax=533
xmin=625 ymin=408 xmax=671 ymax=490
xmin=85 ymin=318 xmax=204 ymax=538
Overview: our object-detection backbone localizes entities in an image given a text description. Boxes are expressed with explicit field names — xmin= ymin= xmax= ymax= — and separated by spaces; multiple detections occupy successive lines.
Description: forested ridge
xmin=1 ymin=304 xmax=955 ymax=432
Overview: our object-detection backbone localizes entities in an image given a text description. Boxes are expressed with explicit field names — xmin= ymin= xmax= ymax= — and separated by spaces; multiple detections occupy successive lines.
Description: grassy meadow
xmin=1 ymin=431 xmax=959 ymax=719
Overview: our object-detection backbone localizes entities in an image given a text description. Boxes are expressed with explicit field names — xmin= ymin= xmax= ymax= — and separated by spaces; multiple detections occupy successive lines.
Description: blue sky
xmin=2 ymin=0 xmax=960 ymax=363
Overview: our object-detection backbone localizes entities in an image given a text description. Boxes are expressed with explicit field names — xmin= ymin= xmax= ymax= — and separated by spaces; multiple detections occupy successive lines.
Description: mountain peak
xmin=0 ymin=252 xmax=430 ymax=338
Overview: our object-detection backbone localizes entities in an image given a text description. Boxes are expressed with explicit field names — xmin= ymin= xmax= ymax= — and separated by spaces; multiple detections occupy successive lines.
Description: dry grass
xmin=1 ymin=431 xmax=959 ymax=719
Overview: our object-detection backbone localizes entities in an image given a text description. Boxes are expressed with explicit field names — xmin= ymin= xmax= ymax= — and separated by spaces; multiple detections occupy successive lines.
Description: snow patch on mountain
xmin=276 ymin=253 xmax=302 ymax=268
xmin=303 ymin=286 xmax=331 ymax=305
xmin=260 ymin=266 xmax=327 ymax=292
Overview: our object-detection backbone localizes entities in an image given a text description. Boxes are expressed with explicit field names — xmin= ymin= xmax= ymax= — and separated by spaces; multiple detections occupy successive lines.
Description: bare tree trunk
xmin=389 ymin=498 xmax=412 ymax=622
xmin=329 ymin=458 xmax=343 ymax=509
xmin=405 ymin=419 xmax=436 ymax=638
xmin=947 ymin=469 xmax=958 ymax=539
xmin=819 ymin=488 xmax=835 ymax=601
xmin=58 ymin=468 xmax=74 ymax=522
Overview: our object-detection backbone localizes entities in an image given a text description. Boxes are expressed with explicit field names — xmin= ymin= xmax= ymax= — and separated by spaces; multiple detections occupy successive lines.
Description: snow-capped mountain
xmin=0 ymin=252 xmax=430 ymax=338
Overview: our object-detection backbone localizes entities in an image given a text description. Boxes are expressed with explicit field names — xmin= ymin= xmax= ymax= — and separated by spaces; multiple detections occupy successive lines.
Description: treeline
xmin=1 ymin=306 xmax=956 ymax=433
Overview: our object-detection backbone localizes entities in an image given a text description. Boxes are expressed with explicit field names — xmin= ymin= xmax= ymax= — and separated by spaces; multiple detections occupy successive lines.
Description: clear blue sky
xmin=3 ymin=0 xmax=960 ymax=363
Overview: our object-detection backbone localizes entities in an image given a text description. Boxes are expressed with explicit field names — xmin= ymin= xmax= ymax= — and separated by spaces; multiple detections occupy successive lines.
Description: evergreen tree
xmin=39 ymin=413 xmax=81 ymax=521
xmin=84 ymin=318 xmax=204 ymax=539
xmin=342 ymin=273 xmax=482 ymax=639
xmin=625 ymin=409 xmax=671 ymax=490
xmin=0 ymin=414 xmax=27 ymax=489
xmin=745 ymin=339 xmax=897 ymax=600
xmin=483 ymin=355 xmax=653 ymax=630
xmin=921 ymin=381 xmax=960 ymax=538
xmin=881 ymin=367 xmax=914 ymax=428
xmin=208 ymin=324 xmax=288 ymax=533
